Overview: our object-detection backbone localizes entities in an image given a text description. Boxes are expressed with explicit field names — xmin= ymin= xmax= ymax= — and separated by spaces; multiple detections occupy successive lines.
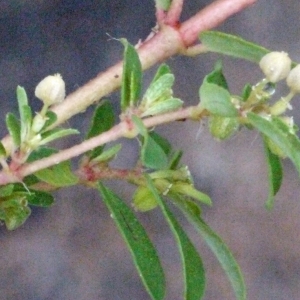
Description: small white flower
xmin=259 ymin=52 xmax=291 ymax=83
xmin=286 ymin=65 xmax=300 ymax=94
xmin=35 ymin=74 xmax=65 ymax=106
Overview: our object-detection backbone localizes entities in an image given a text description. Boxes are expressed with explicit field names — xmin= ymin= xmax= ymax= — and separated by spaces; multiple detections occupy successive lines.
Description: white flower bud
xmin=259 ymin=52 xmax=291 ymax=83
xmin=35 ymin=74 xmax=65 ymax=106
xmin=286 ymin=65 xmax=300 ymax=94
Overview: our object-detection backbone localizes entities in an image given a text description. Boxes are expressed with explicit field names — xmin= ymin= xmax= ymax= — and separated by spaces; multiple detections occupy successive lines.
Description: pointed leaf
xmin=120 ymin=39 xmax=142 ymax=111
xmin=142 ymin=98 xmax=183 ymax=117
xmin=43 ymin=111 xmax=57 ymax=130
xmin=98 ymin=183 xmax=165 ymax=300
xmin=146 ymin=175 xmax=206 ymax=300
xmin=131 ymin=116 xmax=169 ymax=169
xmin=143 ymin=74 xmax=174 ymax=106
xmin=199 ymin=64 xmax=238 ymax=117
xmin=152 ymin=64 xmax=172 ymax=83
xmin=86 ymin=100 xmax=115 ymax=159
xmin=149 ymin=131 xmax=172 ymax=156
xmin=6 ymin=113 xmax=21 ymax=147
xmin=40 ymin=128 xmax=79 ymax=145
xmin=26 ymin=190 xmax=54 ymax=207
xmin=34 ymin=160 xmax=78 ymax=187
xmin=17 ymin=86 xmax=32 ymax=142
xmin=247 ymin=113 xmax=300 ymax=175
xmin=263 ymin=138 xmax=283 ymax=210
xmin=90 ymin=144 xmax=122 ymax=164
xmin=173 ymin=197 xmax=246 ymax=300
xmin=0 ymin=141 xmax=7 ymax=157
xmin=142 ymin=134 xmax=169 ymax=169
xmin=200 ymin=31 xmax=269 ymax=63
xmin=171 ymin=182 xmax=212 ymax=206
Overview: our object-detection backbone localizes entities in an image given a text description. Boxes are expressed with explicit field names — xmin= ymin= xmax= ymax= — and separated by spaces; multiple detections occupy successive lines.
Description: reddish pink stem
xmin=180 ymin=0 xmax=257 ymax=46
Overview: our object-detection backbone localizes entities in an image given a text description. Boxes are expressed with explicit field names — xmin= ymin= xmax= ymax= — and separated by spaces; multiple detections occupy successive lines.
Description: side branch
xmin=0 ymin=106 xmax=204 ymax=185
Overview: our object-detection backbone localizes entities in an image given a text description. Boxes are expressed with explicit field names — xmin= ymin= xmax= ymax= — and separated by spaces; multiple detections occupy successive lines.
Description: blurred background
xmin=0 ymin=0 xmax=300 ymax=299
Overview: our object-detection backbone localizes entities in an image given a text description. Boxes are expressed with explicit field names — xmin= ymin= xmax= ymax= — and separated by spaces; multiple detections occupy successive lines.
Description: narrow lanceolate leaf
xmin=146 ymin=176 xmax=206 ymax=300
xmin=17 ymin=86 xmax=32 ymax=142
xmin=171 ymin=182 xmax=212 ymax=206
xmin=98 ymin=183 xmax=165 ymax=300
xmin=263 ymin=138 xmax=283 ymax=210
xmin=90 ymin=144 xmax=122 ymax=164
xmin=247 ymin=113 xmax=300 ymax=175
xmin=86 ymin=100 xmax=115 ymax=159
xmin=142 ymin=98 xmax=183 ymax=117
xmin=173 ymin=197 xmax=246 ymax=300
xmin=199 ymin=31 xmax=269 ymax=63
xmin=120 ymin=39 xmax=142 ymax=111
xmin=40 ymin=128 xmax=79 ymax=145
xmin=199 ymin=63 xmax=238 ymax=117
xmin=6 ymin=113 xmax=21 ymax=147
xmin=34 ymin=160 xmax=78 ymax=187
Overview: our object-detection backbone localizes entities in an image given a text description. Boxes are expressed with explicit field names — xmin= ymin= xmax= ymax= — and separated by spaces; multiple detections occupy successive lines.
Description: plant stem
xmin=0 ymin=0 xmax=258 ymax=185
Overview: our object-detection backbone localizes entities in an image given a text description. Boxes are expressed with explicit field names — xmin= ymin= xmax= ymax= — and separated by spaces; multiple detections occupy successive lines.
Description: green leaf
xmin=11 ymin=183 xmax=54 ymax=207
xmin=40 ymin=128 xmax=79 ymax=145
xmin=142 ymin=97 xmax=183 ymax=117
xmin=86 ymin=100 xmax=115 ymax=159
xmin=171 ymin=182 xmax=212 ymax=206
xmin=0 ymin=184 xmax=14 ymax=197
xmin=27 ymin=190 xmax=54 ymax=207
xmin=241 ymin=84 xmax=252 ymax=102
xmin=200 ymin=31 xmax=269 ymax=63
xmin=173 ymin=197 xmax=246 ymax=300
xmin=152 ymin=64 xmax=172 ymax=82
xmin=27 ymin=147 xmax=57 ymax=162
xmin=143 ymin=74 xmax=175 ymax=106
xmin=0 ymin=141 xmax=7 ymax=157
xmin=146 ymin=176 xmax=206 ymax=300
xmin=6 ymin=113 xmax=21 ymax=147
xmin=98 ymin=183 xmax=165 ymax=300
xmin=43 ymin=111 xmax=57 ymax=130
xmin=247 ymin=113 xmax=300 ymax=175
xmin=142 ymin=134 xmax=169 ymax=169
xmin=0 ymin=197 xmax=31 ymax=230
xmin=132 ymin=116 xmax=169 ymax=169
xmin=34 ymin=160 xmax=78 ymax=187
xmin=263 ymin=138 xmax=283 ymax=210
xmin=199 ymin=65 xmax=238 ymax=117
xmin=155 ymin=0 xmax=171 ymax=10
xmin=120 ymin=39 xmax=142 ymax=111
xmin=168 ymin=150 xmax=183 ymax=170
xmin=149 ymin=131 xmax=172 ymax=156
xmin=90 ymin=144 xmax=122 ymax=164
xmin=17 ymin=86 xmax=32 ymax=142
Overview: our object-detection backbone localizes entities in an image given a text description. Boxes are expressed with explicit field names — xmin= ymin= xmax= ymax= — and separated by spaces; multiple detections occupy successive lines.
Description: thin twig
xmin=0 ymin=0 xmax=258 ymax=185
